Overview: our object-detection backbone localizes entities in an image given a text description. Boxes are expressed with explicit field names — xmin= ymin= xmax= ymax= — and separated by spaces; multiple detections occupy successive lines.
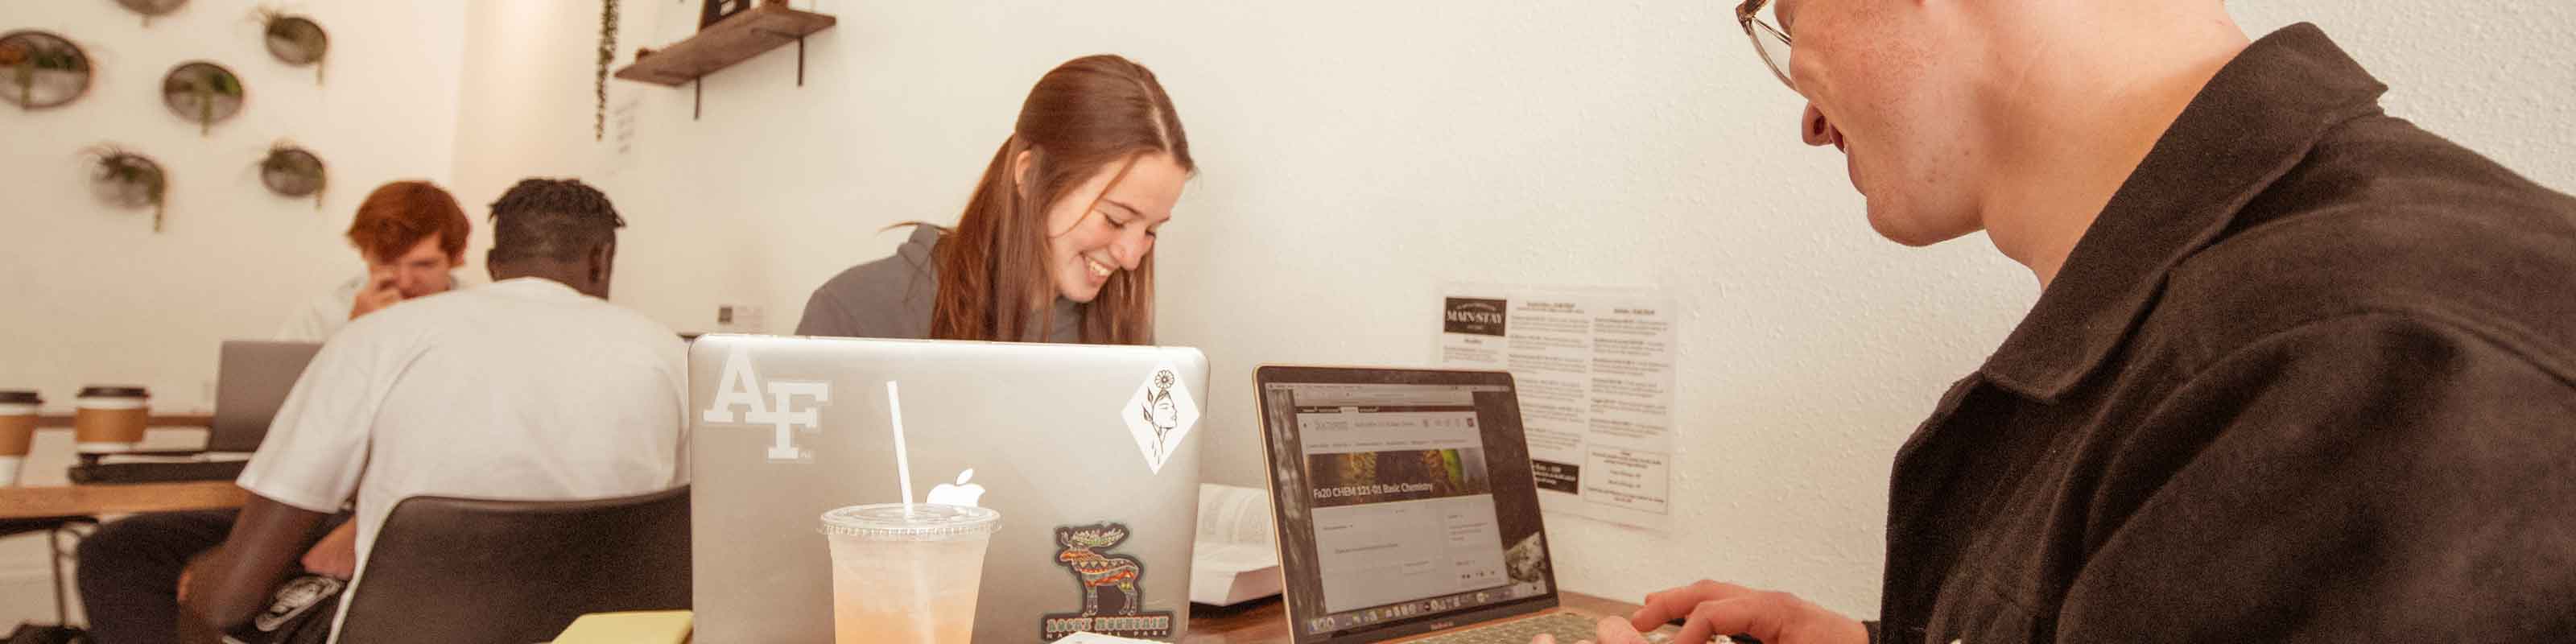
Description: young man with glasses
xmin=1544 ymin=2 xmax=2576 ymax=643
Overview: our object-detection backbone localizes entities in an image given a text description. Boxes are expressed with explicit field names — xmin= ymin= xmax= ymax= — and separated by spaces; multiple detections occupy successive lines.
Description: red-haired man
xmin=274 ymin=180 xmax=475 ymax=341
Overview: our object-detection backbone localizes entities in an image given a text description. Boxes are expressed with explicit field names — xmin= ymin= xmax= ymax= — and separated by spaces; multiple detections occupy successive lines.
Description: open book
xmin=1191 ymin=483 xmax=1283 ymax=607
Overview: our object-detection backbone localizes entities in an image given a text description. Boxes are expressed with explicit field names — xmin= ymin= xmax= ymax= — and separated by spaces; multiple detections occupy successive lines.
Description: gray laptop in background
xmin=210 ymin=341 xmax=324 ymax=452
xmin=688 ymin=335 xmax=1210 ymax=642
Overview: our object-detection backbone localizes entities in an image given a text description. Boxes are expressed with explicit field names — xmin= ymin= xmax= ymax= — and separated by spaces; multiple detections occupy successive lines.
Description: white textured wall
xmin=594 ymin=1 xmax=2576 ymax=618
xmin=444 ymin=0 xmax=763 ymax=335
xmin=443 ymin=0 xmax=736 ymax=328
xmin=0 ymin=0 xmax=468 ymax=624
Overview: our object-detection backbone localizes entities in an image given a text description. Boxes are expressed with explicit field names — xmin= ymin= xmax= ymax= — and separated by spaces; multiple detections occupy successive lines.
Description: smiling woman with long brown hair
xmin=796 ymin=55 xmax=1193 ymax=344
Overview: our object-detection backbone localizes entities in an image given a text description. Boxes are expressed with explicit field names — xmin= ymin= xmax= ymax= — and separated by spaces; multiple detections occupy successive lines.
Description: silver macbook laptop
xmin=1255 ymin=365 xmax=1599 ymax=644
xmin=690 ymin=335 xmax=1209 ymax=642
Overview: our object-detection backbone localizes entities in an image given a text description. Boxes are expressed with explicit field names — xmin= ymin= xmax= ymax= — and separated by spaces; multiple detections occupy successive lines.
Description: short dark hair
xmin=486 ymin=178 xmax=624 ymax=264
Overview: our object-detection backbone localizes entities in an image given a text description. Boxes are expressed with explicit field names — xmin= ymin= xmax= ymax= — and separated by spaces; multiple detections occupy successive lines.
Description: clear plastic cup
xmin=819 ymin=503 xmax=1001 ymax=642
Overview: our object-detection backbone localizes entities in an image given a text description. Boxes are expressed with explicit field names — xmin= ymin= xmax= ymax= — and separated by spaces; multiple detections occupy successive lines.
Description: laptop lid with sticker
xmin=689 ymin=336 xmax=1209 ymax=642
xmin=1253 ymin=366 xmax=1562 ymax=644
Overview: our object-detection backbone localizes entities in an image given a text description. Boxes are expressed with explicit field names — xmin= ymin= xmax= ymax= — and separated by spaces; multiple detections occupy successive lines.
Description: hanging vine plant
xmin=85 ymin=145 xmax=170 ymax=233
xmin=260 ymin=142 xmax=327 ymax=209
xmin=257 ymin=9 xmax=329 ymax=85
xmin=595 ymin=0 xmax=618 ymax=141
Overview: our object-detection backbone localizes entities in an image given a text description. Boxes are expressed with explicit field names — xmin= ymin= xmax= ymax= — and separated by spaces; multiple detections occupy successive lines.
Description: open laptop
xmin=1254 ymin=365 xmax=1599 ymax=644
xmin=690 ymin=335 xmax=1209 ymax=642
xmin=72 ymin=341 xmax=320 ymax=484
xmin=208 ymin=341 xmax=324 ymax=452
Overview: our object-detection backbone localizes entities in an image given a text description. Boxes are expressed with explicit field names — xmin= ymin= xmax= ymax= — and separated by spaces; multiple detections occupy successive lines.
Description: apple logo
xmin=927 ymin=469 xmax=987 ymax=508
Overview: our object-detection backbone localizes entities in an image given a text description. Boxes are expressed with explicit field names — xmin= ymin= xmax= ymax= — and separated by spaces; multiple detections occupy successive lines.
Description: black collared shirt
xmin=1876 ymin=24 xmax=2576 ymax=643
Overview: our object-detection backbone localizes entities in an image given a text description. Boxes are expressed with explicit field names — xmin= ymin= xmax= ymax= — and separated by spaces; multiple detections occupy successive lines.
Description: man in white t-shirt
xmin=175 ymin=179 xmax=686 ymax=643
xmin=79 ymin=180 xmax=483 ymax=644
xmin=273 ymin=180 xmax=477 ymax=343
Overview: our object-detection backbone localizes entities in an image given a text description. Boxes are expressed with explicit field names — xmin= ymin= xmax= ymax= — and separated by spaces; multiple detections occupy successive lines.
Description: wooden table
xmin=32 ymin=412 xmax=216 ymax=429
xmin=6 ymin=414 xmax=237 ymax=519
xmin=0 ymin=481 xmax=250 ymax=520
xmin=1182 ymin=592 xmax=1639 ymax=643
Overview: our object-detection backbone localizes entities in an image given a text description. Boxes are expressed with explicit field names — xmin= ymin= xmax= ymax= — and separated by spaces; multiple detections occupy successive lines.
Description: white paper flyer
xmin=1436 ymin=283 xmax=1676 ymax=531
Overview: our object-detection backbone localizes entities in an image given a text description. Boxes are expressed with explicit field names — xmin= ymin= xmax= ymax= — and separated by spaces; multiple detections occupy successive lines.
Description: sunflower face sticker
xmin=1121 ymin=363 xmax=1199 ymax=473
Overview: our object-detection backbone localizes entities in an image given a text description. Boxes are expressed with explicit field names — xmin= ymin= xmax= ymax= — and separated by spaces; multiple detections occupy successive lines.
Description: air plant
xmin=256 ymin=8 xmax=329 ymax=85
xmin=163 ymin=63 xmax=245 ymax=136
xmin=1 ymin=31 xmax=93 ymax=109
xmin=84 ymin=145 xmax=170 ymax=233
xmin=259 ymin=141 xmax=327 ymax=209
xmin=115 ymin=0 xmax=188 ymax=27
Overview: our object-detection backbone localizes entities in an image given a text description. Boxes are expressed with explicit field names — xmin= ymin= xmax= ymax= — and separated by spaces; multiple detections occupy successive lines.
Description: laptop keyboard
xmin=1410 ymin=613 xmax=1603 ymax=644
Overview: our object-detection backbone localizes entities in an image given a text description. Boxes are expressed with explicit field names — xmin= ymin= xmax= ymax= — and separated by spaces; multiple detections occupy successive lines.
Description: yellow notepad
xmin=550 ymin=610 xmax=693 ymax=644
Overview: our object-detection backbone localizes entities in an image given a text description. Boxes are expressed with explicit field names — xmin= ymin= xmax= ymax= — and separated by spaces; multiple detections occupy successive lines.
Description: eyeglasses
xmin=1736 ymin=0 xmax=1796 ymax=89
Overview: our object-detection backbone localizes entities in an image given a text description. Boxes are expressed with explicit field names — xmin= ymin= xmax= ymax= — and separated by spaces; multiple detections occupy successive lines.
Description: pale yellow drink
xmin=820 ymin=503 xmax=1000 ymax=642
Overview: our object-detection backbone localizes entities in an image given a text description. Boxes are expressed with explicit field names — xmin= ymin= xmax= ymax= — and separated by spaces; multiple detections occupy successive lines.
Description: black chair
xmin=332 ymin=486 xmax=690 ymax=643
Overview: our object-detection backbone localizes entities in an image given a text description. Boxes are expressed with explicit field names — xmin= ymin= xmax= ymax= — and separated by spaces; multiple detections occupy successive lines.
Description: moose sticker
xmin=1039 ymin=522 xmax=1175 ymax=641
xmin=1121 ymin=363 xmax=1199 ymax=474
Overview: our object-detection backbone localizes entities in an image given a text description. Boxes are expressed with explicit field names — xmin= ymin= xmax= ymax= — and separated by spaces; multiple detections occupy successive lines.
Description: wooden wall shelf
xmin=613 ymin=3 xmax=835 ymax=96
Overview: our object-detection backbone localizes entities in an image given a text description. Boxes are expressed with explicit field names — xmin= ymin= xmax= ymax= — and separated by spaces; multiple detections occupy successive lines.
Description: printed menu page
xmin=1436 ymin=283 xmax=1676 ymax=531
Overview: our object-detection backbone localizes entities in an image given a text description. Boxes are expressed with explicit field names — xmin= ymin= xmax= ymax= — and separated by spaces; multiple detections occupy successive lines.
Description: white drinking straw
xmin=886 ymin=380 xmax=914 ymax=515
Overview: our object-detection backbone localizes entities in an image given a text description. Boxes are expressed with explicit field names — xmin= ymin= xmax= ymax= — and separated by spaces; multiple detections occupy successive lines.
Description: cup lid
xmin=819 ymin=503 xmax=1000 ymax=541
xmin=77 ymin=386 xmax=149 ymax=398
xmin=0 ymin=390 xmax=38 ymax=405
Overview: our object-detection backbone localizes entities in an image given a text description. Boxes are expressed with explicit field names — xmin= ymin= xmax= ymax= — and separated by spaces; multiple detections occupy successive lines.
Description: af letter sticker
xmin=1121 ymin=363 xmax=1199 ymax=473
xmin=700 ymin=345 xmax=832 ymax=463
xmin=1040 ymin=522 xmax=1176 ymax=641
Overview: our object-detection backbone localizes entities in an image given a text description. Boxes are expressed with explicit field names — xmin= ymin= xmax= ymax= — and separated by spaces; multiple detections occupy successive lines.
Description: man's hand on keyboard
xmin=1631 ymin=580 xmax=1866 ymax=644
xmin=1529 ymin=615 xmax=1649 ymax=644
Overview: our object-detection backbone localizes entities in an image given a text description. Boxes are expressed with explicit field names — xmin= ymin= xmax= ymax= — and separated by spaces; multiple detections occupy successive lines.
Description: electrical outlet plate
xmin=716 ymin=304 xmax=767 ymax=333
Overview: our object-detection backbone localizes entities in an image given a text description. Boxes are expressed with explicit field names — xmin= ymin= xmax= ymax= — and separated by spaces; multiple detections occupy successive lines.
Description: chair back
xmin=333 ymin=486 xmax=690 ymax=643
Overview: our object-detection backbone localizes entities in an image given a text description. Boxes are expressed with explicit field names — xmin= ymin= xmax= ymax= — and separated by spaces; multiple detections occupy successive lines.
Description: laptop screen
xmin=212 ymin=341 xmax=323 ymax=453
xmin=1257 ymin=367 xmax=1558 ymax=643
